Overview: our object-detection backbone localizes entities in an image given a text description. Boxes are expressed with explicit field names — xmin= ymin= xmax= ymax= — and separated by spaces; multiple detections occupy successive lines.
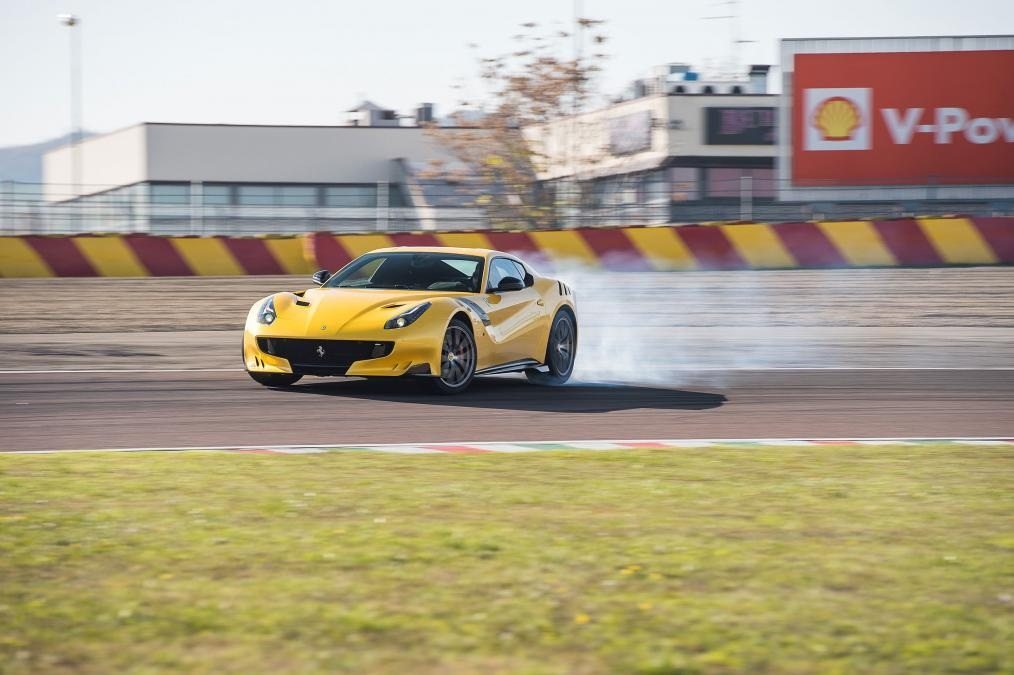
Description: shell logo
xmin=813 ymin=96 xmax=862 ymax=140
xmin=802 ymin=87 xmax=871 ymax=151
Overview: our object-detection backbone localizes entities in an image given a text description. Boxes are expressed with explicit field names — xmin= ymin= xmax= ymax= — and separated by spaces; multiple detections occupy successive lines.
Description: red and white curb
xmin=6 ymin=437 xmax=1014 ymax=455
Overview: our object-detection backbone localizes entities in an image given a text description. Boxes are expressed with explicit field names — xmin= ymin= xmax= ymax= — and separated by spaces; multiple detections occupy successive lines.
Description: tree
xmin=425 ymin=19 xmax=608 ymax=228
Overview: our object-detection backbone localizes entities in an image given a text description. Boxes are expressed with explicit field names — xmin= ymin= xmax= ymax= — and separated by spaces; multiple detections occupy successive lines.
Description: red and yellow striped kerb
xmin=0 ymin=234 xmax=312 ymax=278
xmin=310 ymin=216 xmax=1013 ymax=272
xmin=1 ymin=217 xmax=1011 ymax=277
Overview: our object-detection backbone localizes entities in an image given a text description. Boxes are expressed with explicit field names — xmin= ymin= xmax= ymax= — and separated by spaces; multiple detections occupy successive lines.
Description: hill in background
xmin=0 ymin=133 xmax=94 ymax=183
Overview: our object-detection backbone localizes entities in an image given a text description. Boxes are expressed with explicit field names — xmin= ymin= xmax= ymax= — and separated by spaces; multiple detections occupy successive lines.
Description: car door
xmin=483 ymin=257 xmax=546 ymax=363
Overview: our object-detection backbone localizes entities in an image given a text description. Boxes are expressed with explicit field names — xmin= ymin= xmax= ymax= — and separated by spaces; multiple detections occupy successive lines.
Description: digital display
xmin=705 ymin=107 xmax=776 ymax=145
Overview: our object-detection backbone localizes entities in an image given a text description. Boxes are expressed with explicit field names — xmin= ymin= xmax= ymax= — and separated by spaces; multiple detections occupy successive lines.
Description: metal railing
xmin=2 ymin=180 xmax=1011 ymax=235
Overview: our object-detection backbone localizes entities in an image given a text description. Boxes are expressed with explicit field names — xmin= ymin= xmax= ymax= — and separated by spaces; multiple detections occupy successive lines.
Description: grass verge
xmin=1 ymin=445 xmax=1011 ymax=674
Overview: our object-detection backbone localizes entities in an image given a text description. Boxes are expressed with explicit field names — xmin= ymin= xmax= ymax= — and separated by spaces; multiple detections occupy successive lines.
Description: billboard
xmin=608 ymin=111 xmax=652 ymax=155
xmin=705 ymin=107 xmax=775 ymax=145
xmin=791 ymin=50 xmax=1014 ymax=186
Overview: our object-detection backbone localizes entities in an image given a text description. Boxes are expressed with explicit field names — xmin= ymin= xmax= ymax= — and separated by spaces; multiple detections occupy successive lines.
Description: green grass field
xmin=1 ymin=446 xmax=1011 ymax=674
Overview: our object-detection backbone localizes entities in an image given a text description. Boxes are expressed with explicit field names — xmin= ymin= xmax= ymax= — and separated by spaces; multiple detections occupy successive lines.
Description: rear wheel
xmin=526 ymin=310 xmax=576 ymax=386
xmin=247 ymin=371 xmax=302 ymax=387
xmin=430 ymin=319 xmax=476 ymax=394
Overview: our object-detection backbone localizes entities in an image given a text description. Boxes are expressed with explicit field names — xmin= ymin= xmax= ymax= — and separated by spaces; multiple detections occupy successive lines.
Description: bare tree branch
xmin=426 ymin=19 xmax=609 ymax=228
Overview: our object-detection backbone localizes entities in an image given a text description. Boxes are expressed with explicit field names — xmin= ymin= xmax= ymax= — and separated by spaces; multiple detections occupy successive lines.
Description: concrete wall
xmin=144 ymin=124 xmax=452 ymax=184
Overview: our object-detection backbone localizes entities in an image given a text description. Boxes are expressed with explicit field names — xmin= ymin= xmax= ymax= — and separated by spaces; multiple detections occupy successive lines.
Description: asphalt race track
xmin=1 ymin=368 xmax=1013 ymax=451
xmin=1 ymin=269 xmax=1012 ymax=451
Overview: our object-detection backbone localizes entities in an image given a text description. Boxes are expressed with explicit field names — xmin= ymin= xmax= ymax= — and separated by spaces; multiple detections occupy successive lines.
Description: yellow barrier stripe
xmin=918 ymin=217 xmax=999 ymax=265
xmin=816 ymin=221 xmax=897 ymax=267
xmin=337 ymin=234 xmax=396 ymax=258
xmin=624 ymin=227 xmax=697 ymax=271
xmin=74 ymin=236 xmax=147 ymax=277
xmin=172 ymin=237 xmax=246 ymax=276
xmin=528 ymin=230 xmax=600 ymax=266
xmin=0 ymin=237 xmax=53 ymax=277
xmin=435 ymin=232 xmax=495 ymax=249
xmin=722 ymin=223 xmax=796 ymax=269
xmin=265 ymin=238 xmax=313 ymax=275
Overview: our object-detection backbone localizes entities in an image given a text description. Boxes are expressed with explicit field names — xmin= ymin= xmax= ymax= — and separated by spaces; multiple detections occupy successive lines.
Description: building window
xmin=640 ymin=170 xmax=669 ymax=203
xmin=325 ymin=186 xmax=377 ymax=208
xmin=203 ymin=185 xmax=232 ymax=205
xmin=388 ymin=184 xmax=407 ymax=208
xmin=750 ymin=168 xmax=776 ymax=198
xmin=150 ymin=183 xmax=190 ymax=204
xmin=705 ymin=168 xmax=775 ymax=199
xmin=237 ymin=185 xmax=274 ymax=206
xmin=669 ymin=168 xmax=699 ymax=202
xmin=278 ymin=186 xmax=318 ymax=206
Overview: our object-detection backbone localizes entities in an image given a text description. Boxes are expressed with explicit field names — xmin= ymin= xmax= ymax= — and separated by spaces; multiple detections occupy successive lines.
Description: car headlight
xmin=384 ymin=302 xmax=431 ymax=329
xmin=257 ymin=297 xmax=277 ymax=325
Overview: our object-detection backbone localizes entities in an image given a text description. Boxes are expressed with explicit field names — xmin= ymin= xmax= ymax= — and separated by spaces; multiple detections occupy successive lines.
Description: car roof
xmin=367 ymin=246 xmax=515 ymax=259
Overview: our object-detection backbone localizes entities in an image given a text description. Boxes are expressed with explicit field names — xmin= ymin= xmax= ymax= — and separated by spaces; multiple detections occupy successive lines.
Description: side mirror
xmin=312 ymin=269 xmax=331 ymax=286
xmin=496 ymin=276 xmax=524 ymax=293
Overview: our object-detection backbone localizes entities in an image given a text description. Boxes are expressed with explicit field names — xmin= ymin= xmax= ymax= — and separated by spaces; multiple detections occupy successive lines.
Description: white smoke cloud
xmin=546 ymin=264 xmax=1004 ymax=387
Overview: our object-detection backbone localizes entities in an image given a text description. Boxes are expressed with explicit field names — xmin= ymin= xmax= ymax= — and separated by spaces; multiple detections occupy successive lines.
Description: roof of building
xmin=347 ymin=100 xmax=390 ymax=113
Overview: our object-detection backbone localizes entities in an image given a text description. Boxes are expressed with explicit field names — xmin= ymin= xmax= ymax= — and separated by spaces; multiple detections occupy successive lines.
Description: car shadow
xmin=287 ymin=375 xmax=726 ymax=414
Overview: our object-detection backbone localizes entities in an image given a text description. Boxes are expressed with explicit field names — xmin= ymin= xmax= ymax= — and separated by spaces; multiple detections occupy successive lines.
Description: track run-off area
xmin=1 ymin=267 xmax=1012 ymax=452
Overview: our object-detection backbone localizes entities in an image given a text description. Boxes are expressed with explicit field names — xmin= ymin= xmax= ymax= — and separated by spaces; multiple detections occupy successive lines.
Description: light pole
xmin=57 ymin=13 xmax=82 ymax=208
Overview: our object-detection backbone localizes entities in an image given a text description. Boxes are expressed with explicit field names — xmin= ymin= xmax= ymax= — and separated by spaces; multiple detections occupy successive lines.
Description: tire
xmin=430 ymin=318 xmax=477 ymax=394
xmin=247 ymin=371 xmax=303 ymax=387
xmin=526 ymin=310 xmax=576 ymax=386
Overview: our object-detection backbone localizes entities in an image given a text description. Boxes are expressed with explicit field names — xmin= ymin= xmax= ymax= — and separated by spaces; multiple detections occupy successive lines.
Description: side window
xmin=487 ymin=258 xmax=521 ymax=291
xmin=509 ymin=260 xmax=533 ymax=287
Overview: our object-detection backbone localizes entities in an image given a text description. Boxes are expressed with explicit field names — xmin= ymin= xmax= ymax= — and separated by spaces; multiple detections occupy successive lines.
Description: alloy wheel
xmin=549 ymin=315 xmax=575 ymax=375
xmin=440 ymin=324 xmax=476 ymax=388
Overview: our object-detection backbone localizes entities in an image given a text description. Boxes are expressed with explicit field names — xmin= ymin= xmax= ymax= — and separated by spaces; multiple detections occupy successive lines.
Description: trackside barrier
xmin=0 ymin=234 xmax=312 ymax=278
xmin=0 ymin=217 xmax=1011 ymax=277
xmin=308 ymin=217 xmax=1014 ymax=272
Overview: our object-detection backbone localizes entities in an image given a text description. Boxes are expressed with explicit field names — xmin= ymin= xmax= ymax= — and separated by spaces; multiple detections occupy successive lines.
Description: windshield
xmin=323 ymin=252 xmax=485 ymax=293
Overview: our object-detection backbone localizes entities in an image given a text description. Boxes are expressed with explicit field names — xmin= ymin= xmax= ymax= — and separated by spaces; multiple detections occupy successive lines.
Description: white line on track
xmin=0 ymin=368 xmax=244 ymax=374
xmin=6 ymin=436 xmax=1012 ymax=454
xmin=2 ymin=366 xmax=1013 ymax=375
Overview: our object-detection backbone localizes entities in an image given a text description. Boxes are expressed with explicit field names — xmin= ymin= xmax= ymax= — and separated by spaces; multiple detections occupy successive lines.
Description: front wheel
xmin=526 ymin=310 xmax=576 ymax=386
xmin=430 ymin=319 xmax=477 ymax=395
xmin=247 ymin=371 xmax=302 ymax=387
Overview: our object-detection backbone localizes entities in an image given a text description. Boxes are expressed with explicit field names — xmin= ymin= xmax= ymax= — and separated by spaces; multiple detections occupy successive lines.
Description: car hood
xmin=279 ymin=287 xmax=456 ymax=335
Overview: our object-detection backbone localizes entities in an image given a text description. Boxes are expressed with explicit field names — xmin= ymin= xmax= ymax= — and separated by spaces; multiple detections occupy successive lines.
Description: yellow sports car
xmin=243 ymin=247 xmax=577 ymax=394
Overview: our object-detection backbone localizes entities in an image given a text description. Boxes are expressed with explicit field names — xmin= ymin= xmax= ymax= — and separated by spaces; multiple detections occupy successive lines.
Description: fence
xmin=2 ymin=180 xmax=1013 ymax=235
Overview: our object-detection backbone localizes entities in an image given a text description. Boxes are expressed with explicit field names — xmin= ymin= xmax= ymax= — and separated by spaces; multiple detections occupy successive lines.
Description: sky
xmin=1 ymin=0 xmax=1012 ymax=147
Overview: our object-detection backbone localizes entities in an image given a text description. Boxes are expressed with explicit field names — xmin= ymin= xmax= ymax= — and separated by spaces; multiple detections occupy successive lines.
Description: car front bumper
xmin=242 ymin=329 xmax=440 ymax=377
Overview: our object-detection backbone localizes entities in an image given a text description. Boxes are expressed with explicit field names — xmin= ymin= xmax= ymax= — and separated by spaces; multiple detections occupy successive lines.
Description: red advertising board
xmin=791 ymin=50 xmax=1014 ymax=186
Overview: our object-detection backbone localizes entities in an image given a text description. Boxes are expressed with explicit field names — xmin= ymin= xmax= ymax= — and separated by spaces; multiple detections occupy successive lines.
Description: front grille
xmin=258 ymin=338 xmax=393 ymax=375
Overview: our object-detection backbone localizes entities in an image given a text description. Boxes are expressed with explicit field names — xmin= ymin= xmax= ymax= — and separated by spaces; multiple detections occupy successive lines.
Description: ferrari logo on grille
xmin=316 ymin=345 xmax=326 ymax=358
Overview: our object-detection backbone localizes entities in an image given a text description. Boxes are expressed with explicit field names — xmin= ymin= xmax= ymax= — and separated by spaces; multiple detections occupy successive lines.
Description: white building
xmin=526 ymin=64 xmax=777 ymax=223
xmin=42 ymin=119 xmax=474 ymax=233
